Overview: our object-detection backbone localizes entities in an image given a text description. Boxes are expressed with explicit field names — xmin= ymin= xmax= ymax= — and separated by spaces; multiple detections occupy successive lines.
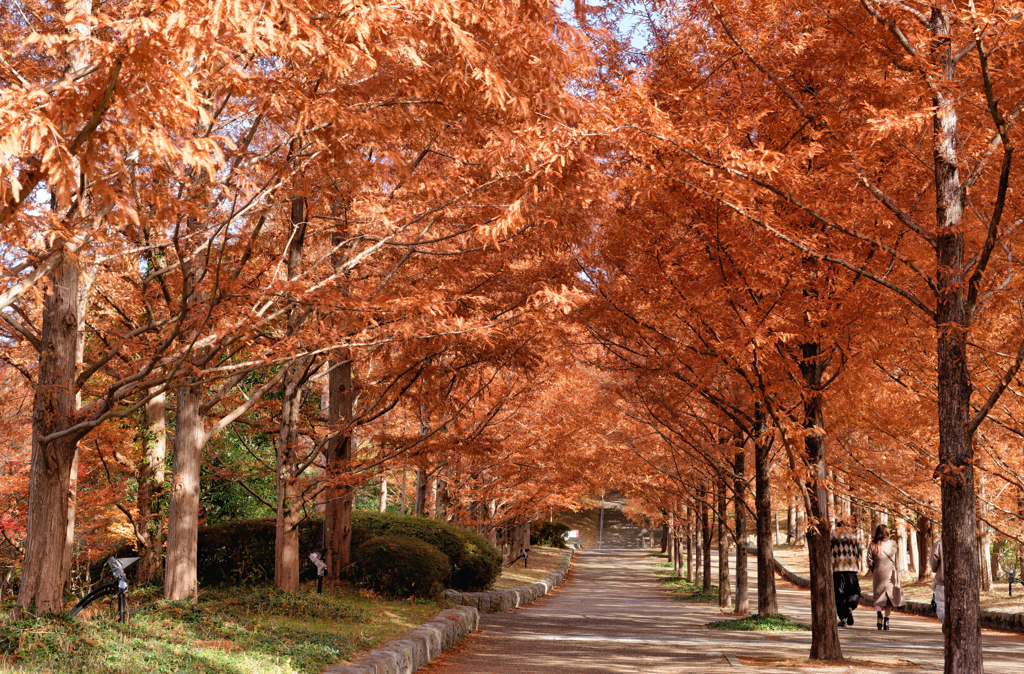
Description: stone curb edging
xmin=323 ymin=605 xmax=479 ymax=674
xmin=443 ymin=548 xmax=575 ymax=613
xmin=751 ymin=545 xmax=1024 ymax=633
xmin=322 ymin=549 xmax=575 ymax=674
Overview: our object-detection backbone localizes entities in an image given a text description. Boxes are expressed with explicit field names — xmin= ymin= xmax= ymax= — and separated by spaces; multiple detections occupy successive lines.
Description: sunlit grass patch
xmin=0 ymin=584 xmax=439 ymax=674
xmin=655 ymin=574 xmax=719 ymax=602
xmin=706 ymin=613 xmax=809 ymax=631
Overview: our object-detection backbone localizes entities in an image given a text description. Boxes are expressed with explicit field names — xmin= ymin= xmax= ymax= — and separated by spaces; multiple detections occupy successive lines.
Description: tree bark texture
xmin=686 ymin=505 xmax=694 ymax=583
xmin=164 ymin=384 xmax=203 ymax=601
xmin=325 ymin=359 xmax=355 ymax=579
xmin=666 ymin=510 xmax=675 ymax=564
xmin=926 ymin=8 xmax=983 ymax=672
xmin=734 ymin=448 xmax=749 ymax=615
xmin=136 ymin=392 xmax=167 ymax=586
xmin=17 ymin=256 xmax=81 ymax=614
xmin=754 ymin=406 xmax=778 ymax=614
xmin=701 ymin=486 xmax=711 ymax=593
xmin=799 ymin=341 xmax=841 ymax=660
xmin=718 ymin=473 xmax=731 ymax=607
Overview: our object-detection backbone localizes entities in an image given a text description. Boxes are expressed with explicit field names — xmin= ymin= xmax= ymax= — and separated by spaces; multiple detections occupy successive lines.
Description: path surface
xmin=420 ymin=548 xmax=1024 ymax=673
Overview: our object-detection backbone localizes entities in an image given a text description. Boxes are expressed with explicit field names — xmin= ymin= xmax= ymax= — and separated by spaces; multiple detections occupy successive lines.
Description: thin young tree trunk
xmin=787 ymin=501 xmax=795 ymax=544
xmin=164 ymin=384 xmax=203 ymax=601
xmin=434 ymin=477 xmax=449 ymax=520
xmin=917 ymin=512 xmax=935 ymax=582
xmin=686 ymin=504 xmax=694 ymax=583
xmin=136 ymin=392 xmax=167 ymax=586
xmin=734 ymin=447 xmax=748 ymax=615
xmin=978 ymin=466 xmax=992 ymax=592
xmin=379 ymin=475 xmax=388 ymax=513
xmin=701 ymin=486 xmax=712 ymax=594
xmin=799 ymin=340 xmax=841 ymax=660
xmin=415 ymin=467 xmax=428 ymax=516
xmin=666 ymin=510 xmax=675 ymax=564
xmin=754 ymin=405 xmax=778 ymax=614
xmin=718 ymin=473 xmax=731 ymax=607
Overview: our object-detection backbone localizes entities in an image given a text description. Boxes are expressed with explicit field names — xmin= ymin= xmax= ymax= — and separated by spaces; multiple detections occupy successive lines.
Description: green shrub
xmin=90 ymin=518 xmax=325 ymax=587
xmin=89 ymin=511 xmax=499 ymax=592
xmin=351 ymin=511 xmax=501 ymax=591
xmin=352 ymin=535 xmax=450 ymax=598
xmin=531 ymin=521 xmax=570 ymax=548
xmin=196 ymin=518 xmax=324 ymax=586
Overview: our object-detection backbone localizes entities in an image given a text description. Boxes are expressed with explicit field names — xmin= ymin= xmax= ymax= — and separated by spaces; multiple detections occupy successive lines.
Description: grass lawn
xmin=706 ymin=613 xmax=808 ymax=631
xmin=654 ymin=572 xmax=719 ymax=602
xmin=490 ymin=546 xmax=569 ymax=591
xmin=0 ymin=583 xmax=441 ymax=674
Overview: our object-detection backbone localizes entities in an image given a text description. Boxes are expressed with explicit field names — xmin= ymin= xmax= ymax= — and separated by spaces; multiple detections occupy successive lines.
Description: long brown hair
xmin=873 ymin=523 xmax=890 ymax=543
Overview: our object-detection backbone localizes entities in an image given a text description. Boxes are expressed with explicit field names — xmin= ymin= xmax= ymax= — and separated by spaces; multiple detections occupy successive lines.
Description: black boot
xmin=847 ymin=614 xmax=854 ymax=626
xmin=883 ymin=617 xmax=890 ymax=631
xmin=877 ymin=611 xmax=883 ymax=630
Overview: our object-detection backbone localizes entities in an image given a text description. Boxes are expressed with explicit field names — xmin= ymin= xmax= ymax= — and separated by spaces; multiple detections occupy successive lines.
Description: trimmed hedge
xmin=531 ymin=522 xmax=570 ymax=548
xmin=351 ymin=511 xmax=501 ymax=592
xmin=92 ymin=512 xmax=500 ymax=592
xmin=352 ymin=535 xmax=450 ymax=598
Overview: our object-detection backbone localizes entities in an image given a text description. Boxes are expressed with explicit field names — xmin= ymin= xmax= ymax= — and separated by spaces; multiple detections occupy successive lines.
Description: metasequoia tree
xmin=3 ymin=0 xmax=596 ymax=609
xmin=610 ymin=2 xmax=1024 ymax=669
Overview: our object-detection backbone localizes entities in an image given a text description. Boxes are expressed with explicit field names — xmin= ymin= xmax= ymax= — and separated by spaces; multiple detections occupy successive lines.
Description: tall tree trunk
xmin=666 ymin=510 xmax=675 ymax=564
xmin=434 ymin=477 xmax=449 ymax=520
xmin=323 ymin=194 xmax=356 ymax=579
xmin=754 ymin=405 xmax=778 ymax=614
xmin=799 ymin=340 xmax=841 ymax=660
xmin=686 ymin=505 xmax=694 ymax=583
xmin=701 ymin=486 xmax=712 ymax=594
xmin=909 ymin=527 xmax=919 ymax=576
xmin=274 ymin=196 xmax=311 ymax=593
xmin=16 ymin=254 xmax=81 ymax=614
xmin=136 ymin=392 xmax=167 ymax=586
xmin=734 ymin=447 xmax=749 ymax=615
xmin=275 ymin=363 xmax=306 ymax=593
xmin=718 ymin=473 xmax=731 ymax=607
xmin=928 ymin=9 xmax=982 ymax=672
xmin=917 ymin=512 xmax=935 ymax=582
xmin=165 ymin=384 xmax=203 ymax=601
xmin=978 ymin=466 xmax=992 ymax=592
xmin=379 ymin=474 xmax=388 ymax=513
xmin=661 ymin=514 xmax=669 ymax=553
xmin=324 ymin=359 xmax=355 ymax=579
xmin=787 ymin=500 xmax=795 ymax=544
xmin=415 ymin=467 xmax=428 ymax=516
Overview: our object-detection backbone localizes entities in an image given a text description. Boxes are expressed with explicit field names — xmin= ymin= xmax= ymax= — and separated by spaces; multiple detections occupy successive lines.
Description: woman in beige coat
xmin=866 ymin=523 xmax=902 ymax=630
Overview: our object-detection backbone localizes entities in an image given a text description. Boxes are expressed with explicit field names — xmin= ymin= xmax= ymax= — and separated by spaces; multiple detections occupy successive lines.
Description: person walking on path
xmin=867 ymin=523 xmax=903 ymax=630
xmin=930 ymin=538 xmax=945 ymax=626
xmin=831 ymin=520 xmax=862 ymax=627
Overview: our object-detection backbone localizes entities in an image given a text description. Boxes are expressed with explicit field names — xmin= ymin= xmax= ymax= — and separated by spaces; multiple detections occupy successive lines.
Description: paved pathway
xmin=420 ymin=548 xmax=1024 ymax=673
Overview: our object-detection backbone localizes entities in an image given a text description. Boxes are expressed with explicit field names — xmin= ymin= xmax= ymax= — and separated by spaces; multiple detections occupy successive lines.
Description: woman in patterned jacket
xmin=831 ymin=520 xmax=862 ymax=627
